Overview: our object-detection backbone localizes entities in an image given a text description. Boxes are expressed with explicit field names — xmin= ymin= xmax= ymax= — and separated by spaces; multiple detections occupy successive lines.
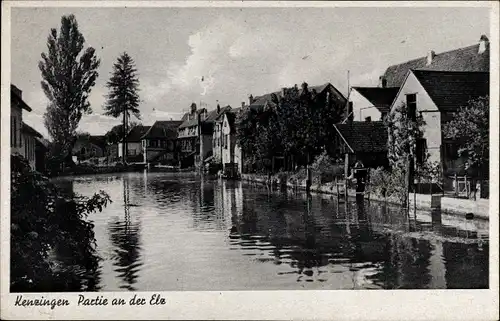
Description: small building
xmin=141 ymin=120 xmax=182 ymax=165
xmin=389 ymin=70 xmax=489 ymax=184
xmin=118 ymin=125 xmax=151 ymax=162
xmin=73 ymin=135 xmax=107 ymax=161
xmin=332 ymin=121 xmax=389 ymax=172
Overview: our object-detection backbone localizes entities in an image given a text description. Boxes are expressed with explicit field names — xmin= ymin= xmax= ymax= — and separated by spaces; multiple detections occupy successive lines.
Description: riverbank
xmin=241 ymin=173 xmax=489 ymax=220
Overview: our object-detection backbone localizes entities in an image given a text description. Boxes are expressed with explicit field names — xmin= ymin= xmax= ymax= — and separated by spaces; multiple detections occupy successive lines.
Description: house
xmin=21 ymin=122 xmax=44 ymax=169
xmin=11 ymin=85 xmax=46 ymax=170
xmin=141 ymin=120 xmax=182 ymax=165
xmin=178 ymin=102 xmax=231 ymax=168
xmin=73 ymin=135 xmax=107 ymax=161
xmin=118 ymin=125 xmax=151 ymax=162
xmin=332 ymin=121 xmax=389 ymax=172
xmin=11 ymin=85 xmax=32 ymax=156
xmin=349 ymin=35 xmax=490 ymax=122
xmin=389 ymin=70 xmax=489 ymax=188
xmin=213 ymin=106 xmax=238 ymax=166
xmin=218 ymin=108 xmax=242 ymax=177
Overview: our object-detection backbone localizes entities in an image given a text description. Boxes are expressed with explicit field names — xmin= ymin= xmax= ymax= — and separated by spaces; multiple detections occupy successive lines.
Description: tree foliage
xmin=104 ymin=52 xmax=141 ymax=162
xmin=104 ymin=121 xmax=141 ymax=145
xmin=443 ymin=96 xmax=489 ymax=176
xmin=11 ymin=154 xmax=111 ymax=291
xmin=40 ymin=14 xmax=101 ymax=160
xmin=385 ymin=102 xmax=426 ymax=172
xmin=236 ymin=82 xmax=345 ymax=172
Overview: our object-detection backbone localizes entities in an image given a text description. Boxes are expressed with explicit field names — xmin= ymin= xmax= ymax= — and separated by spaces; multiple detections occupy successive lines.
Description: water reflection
xmin=108 ymin=177 xmax=143 ymax=291
xmin=53 ymin=173 xmax=488 ymax=291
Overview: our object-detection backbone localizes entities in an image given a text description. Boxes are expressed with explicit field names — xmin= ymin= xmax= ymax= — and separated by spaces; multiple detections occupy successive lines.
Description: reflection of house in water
xmin=107 ymin=178 xmax=143 ymax=291
xmin=228 ymin=185 xmax=487 ymax=288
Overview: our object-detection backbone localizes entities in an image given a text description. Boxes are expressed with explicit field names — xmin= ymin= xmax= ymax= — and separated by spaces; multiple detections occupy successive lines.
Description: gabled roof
xmin=249 ymin=83 xmax=347 ymax=111
xmin=125 ymin=125 xmax=151 ymax=142
xmin=411 ymin=70 xmax=489 ymax=112
xmin=11 ymin=85 xmax=32 ymax=112
xmin=180 ymin=106 xmax=232 ymax=129
xmin=334 ymin=121 xmax=387 ymax=153
xmin=142 ymin=120 xmax=182 ymax=139
xmin=351 ymin=87 xmax=400 ymax=113
xmin=224 ymin=110 xmax=239 ymax=133
xmin=179 ymin=108 xmax=206 ymax=129
xmin=21 ymin=122 xmax=43 ymax=138
xmin=383 ymin=42 xmax=490 ymax=87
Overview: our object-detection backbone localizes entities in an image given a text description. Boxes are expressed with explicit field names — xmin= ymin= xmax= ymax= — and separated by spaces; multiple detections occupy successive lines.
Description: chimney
xmin=217 ymin=103 xmax=221 ymax=114
xmin=248 ymin=94 xmax=254 ymax=105
xmin=378 ymin=76 xmax=387 ymax=88
xmin=478 ymin=35 xmax=489 ymax=54
xmin=190 ymin=102 xmax=197 ymax=114
xmin=241 ymin=102 xmax=246 ymax=108
xmin=281 ymin=87 xmax=287 ymax=97
xmin=426 ymin=50 xmax=436 ymax=65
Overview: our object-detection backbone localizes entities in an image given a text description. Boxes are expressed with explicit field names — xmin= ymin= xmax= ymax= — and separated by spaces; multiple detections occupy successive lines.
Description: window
xmin=381 ymin=112 xmax=387 ymax=119
xmin=406 ymin=93 xmax=417 ymax=121
xmin=444 ymin=142 xmax=459 ymax=160
xmin=224 ymin=135 xmax=229 ymax=149
xmin=365 ymin=116 xmax=371 ymax=122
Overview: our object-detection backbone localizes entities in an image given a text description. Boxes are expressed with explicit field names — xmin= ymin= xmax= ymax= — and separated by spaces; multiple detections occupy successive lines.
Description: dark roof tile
xmin=383 ymin=43 xmax=490 ymax=87
xmin=142 ymin=120 xmax=182 ymax=139
xmin=412 ymin=70 xmax=489 ymax=112
xmin=125 ymin=125 xmax=151 ymax=142
xmin=351 ymin=87 xmax=400 ymax=113
xmin=334 ymin=121 xmax=388 ymax=153
xmin=21 ymin=122 xmax=43 ymax=138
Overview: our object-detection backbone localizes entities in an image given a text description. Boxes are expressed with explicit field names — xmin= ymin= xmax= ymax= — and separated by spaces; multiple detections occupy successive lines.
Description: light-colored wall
xmin=118 ymin=141 xmax=143 ymax=158
xmin=350 ymin=89 xmax=382 ymax=122
xmin=221 ymin=115 xmax=234 ymax=166
xmin=234 ymin=143 xmax=243 ymax=174
xmin=212 ymin=121 xmax=223 ymax=163
xmin=390 ymin=71 xmax=442 ymax=165
xmin=11 ymin=105 xmax=23 ymax=156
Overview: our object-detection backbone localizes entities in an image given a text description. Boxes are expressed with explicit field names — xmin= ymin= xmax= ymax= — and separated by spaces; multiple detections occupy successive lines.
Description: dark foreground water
xmin=53 ymin=171 xmax=489 ymax=291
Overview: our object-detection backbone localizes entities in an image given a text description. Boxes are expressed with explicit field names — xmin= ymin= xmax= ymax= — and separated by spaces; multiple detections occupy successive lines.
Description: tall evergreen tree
xmin=39 ymin=14 xmax=101 ymax=164
xmin=104 ymin=52 xmax=141 ymax=163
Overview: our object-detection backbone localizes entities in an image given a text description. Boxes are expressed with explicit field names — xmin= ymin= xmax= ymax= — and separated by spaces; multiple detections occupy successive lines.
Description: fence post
xmin=454 ymin=173 xmax=458 ymax=197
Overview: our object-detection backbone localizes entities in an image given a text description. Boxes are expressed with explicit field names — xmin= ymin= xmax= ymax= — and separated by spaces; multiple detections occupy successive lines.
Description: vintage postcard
xmin=1 ymin=1 xmax=499 ymax=320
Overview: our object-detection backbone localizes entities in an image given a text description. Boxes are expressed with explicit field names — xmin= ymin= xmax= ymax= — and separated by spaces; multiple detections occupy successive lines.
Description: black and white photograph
xmin=1 ymin=1 xmax=499 ymax=320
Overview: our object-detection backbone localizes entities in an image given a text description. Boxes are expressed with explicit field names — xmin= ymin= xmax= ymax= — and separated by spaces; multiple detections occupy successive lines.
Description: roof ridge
xmin=411 ymin=69 xmax=490 ymax=74
xmin=386 ymin=43 xmax=481 ymax=69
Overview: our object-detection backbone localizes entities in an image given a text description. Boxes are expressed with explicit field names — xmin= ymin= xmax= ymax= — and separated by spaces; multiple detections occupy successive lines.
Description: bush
xmin=368 ymin=167 xmax=407 ymax=203
xmin=11 ymin=154 xmax=111 ymax=291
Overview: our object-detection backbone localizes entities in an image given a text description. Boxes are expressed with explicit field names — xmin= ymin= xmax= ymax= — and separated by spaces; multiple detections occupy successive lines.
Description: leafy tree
xmin=39 ymin=14 xmax=101 ymax=164
xmin=385 ymin=102 xmax=426 ymax=205
xmin=104 ymin=121 xmax=141 ymax=145
xmin=11 ymin=154 xmax=111 ymax=291
xmin=443 ymin=96 xmax=489 ymax=177
xmin=104 ymin=52 xmax=141 ymax=163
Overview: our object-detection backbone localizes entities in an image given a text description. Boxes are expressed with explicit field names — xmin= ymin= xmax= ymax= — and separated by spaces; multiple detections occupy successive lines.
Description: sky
xmin=10 ymin=5 xmax=490 ymax=138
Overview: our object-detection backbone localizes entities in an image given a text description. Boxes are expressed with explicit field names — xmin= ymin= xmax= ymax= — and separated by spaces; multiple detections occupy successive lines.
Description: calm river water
xmin=53 ymin=171 xmax=489 ymax=291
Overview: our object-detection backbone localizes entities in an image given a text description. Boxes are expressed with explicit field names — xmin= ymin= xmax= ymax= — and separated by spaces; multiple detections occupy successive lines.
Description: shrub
xmin=368 ymin=167 xmax=407 ymax=203
xmin=11 ymin=154 xmax=111 ymax=291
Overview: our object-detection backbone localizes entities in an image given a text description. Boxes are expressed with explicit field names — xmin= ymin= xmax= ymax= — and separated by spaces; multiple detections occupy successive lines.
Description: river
xmin=52 ymin=171 xmax=489 ymax=291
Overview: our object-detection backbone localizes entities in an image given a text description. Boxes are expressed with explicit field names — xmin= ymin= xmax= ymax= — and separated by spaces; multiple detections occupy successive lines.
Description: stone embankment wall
xmin=241 ymin=173 xmax=489 ymax=219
